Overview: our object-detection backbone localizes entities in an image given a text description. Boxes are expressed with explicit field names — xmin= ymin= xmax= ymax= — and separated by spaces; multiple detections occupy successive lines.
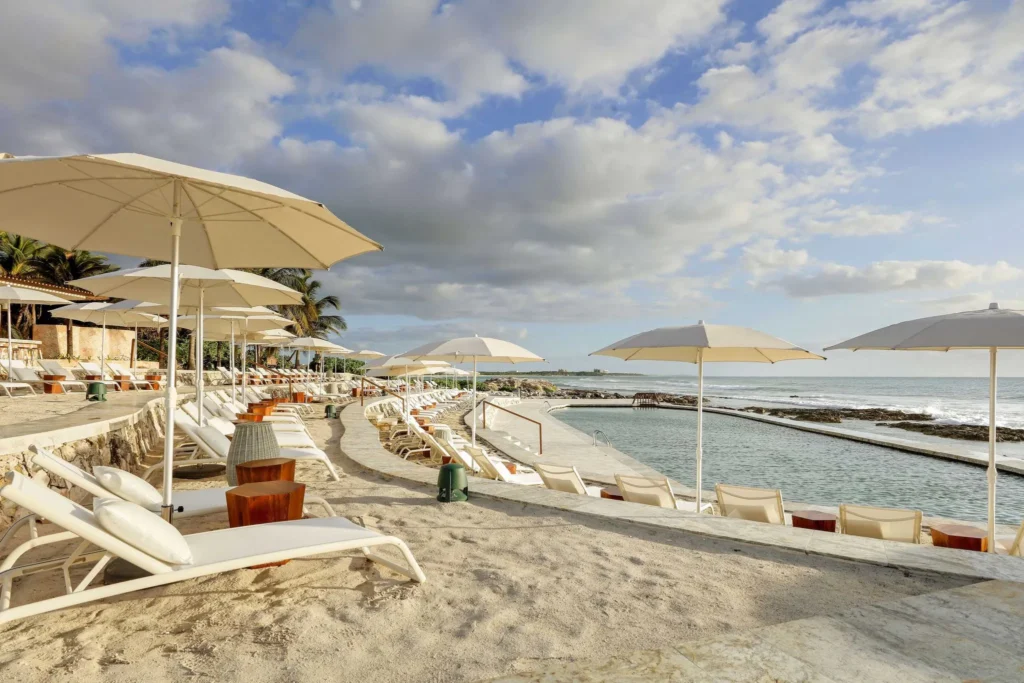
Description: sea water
xmin=554 ymin=406 xmax=1024 ymax=525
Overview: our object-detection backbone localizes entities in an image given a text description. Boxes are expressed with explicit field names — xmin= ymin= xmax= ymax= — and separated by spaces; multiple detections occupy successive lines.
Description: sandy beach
xmin=0 ymin=415 xmax=967 ymax=682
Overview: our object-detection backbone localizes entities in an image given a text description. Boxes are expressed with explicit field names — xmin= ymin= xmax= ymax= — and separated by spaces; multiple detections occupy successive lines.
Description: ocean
xmin=533 ymin=375 xmax=1024 ymax=524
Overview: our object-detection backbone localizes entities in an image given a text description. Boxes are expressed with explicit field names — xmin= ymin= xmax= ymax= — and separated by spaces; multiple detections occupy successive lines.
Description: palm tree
xmin=0 ymin=232 xmax=43 ymax=278
xmin=33 ymin=246 xmax=117 ymax=352
xmin=251 ymin=269 xmax=345 ymax=367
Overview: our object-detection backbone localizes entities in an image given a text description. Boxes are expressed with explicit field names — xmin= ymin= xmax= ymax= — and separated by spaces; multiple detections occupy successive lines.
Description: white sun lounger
xmin=615 ymin=474 xmax=713 ymax=513
xmin=105 ymin=362 xmax=154 ymax=390
xmin=0 ymin=471 xmax=425 ymax=624
xmin=998 ymin=522 xmax=1023 ymax=557
xmin=535 ymin=464 xmax=602 ymax=497
xmin=715 ymin=483 xmax=786 ymax=524
xmin=466 ymin=447 xmax=543 ymax=486
xmin=840 ymin=503 xmax=922 ymax=544
xmin=77 ymin=361 xmax=123 ymax=390
xmin=26 ymin=446 xmax=335 ymax=522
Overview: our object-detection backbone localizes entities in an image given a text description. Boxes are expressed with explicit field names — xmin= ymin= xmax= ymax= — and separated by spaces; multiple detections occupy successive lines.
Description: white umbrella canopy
xmin=592 ymin=321 xmax=824 ymax=512
xmin=0 ymin=285 xmax=70 ymax=367
xmin=347 ymin=349 xmax=386 ymax=360
xmin=825 ymin=302 xmax=1023 ymax=552
xmin=404 ymin=336 xmax=544 ymax=445
xmin=363 ymin=355 xmax=429 ymax=375
xmin=0 ymin=153 xmax=381 ymax=520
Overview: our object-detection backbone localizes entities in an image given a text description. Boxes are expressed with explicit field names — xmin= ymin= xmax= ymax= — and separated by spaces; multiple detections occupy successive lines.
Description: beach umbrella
xmin=278 ymin=337 xmax=352 ymax=396
xmin=342 ymin=349 xmax=385 ymax=375
xmin=363 ymin=355 xmax=430 ymax=409
xmin=72 ymin=267 xmax=302 ymax=428
xmin=0 ymin=153 xmax=381 ymax=520
xmin=0 ymin=286 xmax=70 ymax=368
xmin=825 ymin=302 xmax=1024 ymax=552
xmin=404 ymin=336 xmax=544 ymax=446
xmin=592 ymin=322 xmax=824 ymax=512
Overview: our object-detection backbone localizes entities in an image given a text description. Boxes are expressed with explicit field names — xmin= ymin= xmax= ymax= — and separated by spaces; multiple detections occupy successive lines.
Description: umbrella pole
xmin=196 ymin=290 xmax=205 ymax=426
xmin=100 ymin=313 xmax=106 ymax=380
xmin=133 ymin=324 xmax=138 ymax=373
xmin=230 ymin=322 xmax=236 ymax=406
xmin=471 ymin=357 xmax=478 ymax=446
xmin=695 ymin=349 xmax=704 ymax=512
xmin=988 ymin=347 xmax=998 ymax=553
xmin=161 ymin=190 xmax=182 ymax=521
xmin=241 ymin=329 xmax=247 ymax=404
xmin=6 ymin=303 xmax=11 ymax=370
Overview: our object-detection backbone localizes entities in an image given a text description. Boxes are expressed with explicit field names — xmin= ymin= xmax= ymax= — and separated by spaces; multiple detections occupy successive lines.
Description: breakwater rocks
xmin=741 ymin=406 xmax=934 ymax=424
xmin=878 ymin=421 xmax=1024 ymax=442
xmin=480 ymin=377 xmax=627 ymax=400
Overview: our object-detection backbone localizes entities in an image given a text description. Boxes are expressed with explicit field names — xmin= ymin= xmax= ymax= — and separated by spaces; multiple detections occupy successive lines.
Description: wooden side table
xmin=114 ymin=375 xmax=132 ymax=392
xmin=84 ymin=374 xmax=102 ymax=381
xmin=601 ymin=485 xmax=624 ymax=501
xmin=225 ymin=481 xmax=306 ymax=567
xmin=236 ymin=413 xmax=264 ymax=423
xmin=791 ymin=510 xmax=838 ymax=533
xmin=236 ymin=457 xmax=296 ymax=484
xmin=42 ymin=375 xmax=66 ymax=394
xmin=145 ymin=375 xmax=162 ymax=390
xmin=931 ymin=523 xmax=987 ymax=552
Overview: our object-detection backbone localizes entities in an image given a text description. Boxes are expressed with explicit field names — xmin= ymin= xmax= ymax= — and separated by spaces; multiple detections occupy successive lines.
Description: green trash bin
xmin=437 ymin=463 xmax=469 ymax=502
xmin=325 ymin=404 xmax=338 ymax=419
xmin=86 ymin=382 xmax=107 ymax=402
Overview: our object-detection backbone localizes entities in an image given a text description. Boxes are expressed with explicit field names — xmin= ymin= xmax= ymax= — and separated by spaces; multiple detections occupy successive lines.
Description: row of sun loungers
xmin=1 ymin=359 xmax=159 ymax=396
xmin=0 ymin=392 xmax=427 ymax=624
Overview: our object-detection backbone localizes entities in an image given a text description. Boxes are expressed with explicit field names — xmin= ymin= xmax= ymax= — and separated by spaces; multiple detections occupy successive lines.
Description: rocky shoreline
xmin=480 ymin=376 xmax=1015 ymax=443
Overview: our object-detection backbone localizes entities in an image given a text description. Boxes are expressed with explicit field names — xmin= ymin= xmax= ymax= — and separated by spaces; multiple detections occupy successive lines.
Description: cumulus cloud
xmin=743 ymin=240 xmax=810 ymax=280
xmin=771 ymin=260 xmax=1024 ymax=298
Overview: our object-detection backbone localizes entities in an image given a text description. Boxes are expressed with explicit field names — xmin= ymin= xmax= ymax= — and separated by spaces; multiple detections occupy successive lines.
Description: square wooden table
xmin=600 ymin=485 xmax=624 ymax=501
xmin=930 ymin=523 xmax=988 ymax=552
xmin=145 ymin=375 xmax=162 ymax=390
xmin=226 ymin=481 xmax=306 ymax=567
xmin=791 ymin=510 xmax=838 ymax=533
xmin=113 ymin=375 xmax=132 ymax=392
xmin=42 ymin=375 xmax=66 ymax=394
xmin=235 ymin=457 xmax=296 ymax=484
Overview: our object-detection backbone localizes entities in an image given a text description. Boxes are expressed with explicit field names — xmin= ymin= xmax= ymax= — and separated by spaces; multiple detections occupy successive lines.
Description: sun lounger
xmin=614 ymin=474 xmax=712 ymax=513
xmin=27 ymin=446 xmax=335 ymax=521
xmin=535 ymin=464 xmax=602 ymax=497
xmin=5 ymin=362 xmax=85 ymax=394
xmin=839 ymin=503 xmax=921 ymax=543
xmin=715 ymin=483 xmax=785 ymax=524
xmin=77 ymin=361 xmax=123 ymax=390
xmin=997 ymin=522 xmax=1023 ymax=557
xmin=465 ymin=447 xmax=542 ymax=485
xmin=0 ymin=471 xmax=424 ymax=624
xmin=105 ymin=362 xmax=154 ymax=390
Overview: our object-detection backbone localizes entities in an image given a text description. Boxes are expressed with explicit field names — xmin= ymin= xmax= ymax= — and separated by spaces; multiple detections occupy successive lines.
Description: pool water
xmin=553 ymin=407 xmax=1024 ymax=525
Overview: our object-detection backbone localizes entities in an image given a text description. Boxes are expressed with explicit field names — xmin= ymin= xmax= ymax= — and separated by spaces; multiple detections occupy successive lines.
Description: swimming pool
xmin=553 ymin=407 xmax=1024 ymax=525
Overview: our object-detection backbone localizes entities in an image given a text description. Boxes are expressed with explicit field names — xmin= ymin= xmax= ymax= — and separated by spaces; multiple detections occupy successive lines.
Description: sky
xmin=3 ymin=0 xmax=1024 ymax=376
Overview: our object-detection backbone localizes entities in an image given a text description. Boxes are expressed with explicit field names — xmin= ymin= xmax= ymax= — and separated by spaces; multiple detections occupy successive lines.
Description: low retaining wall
xmin=0 ymin=396 xmax=172 ymax=531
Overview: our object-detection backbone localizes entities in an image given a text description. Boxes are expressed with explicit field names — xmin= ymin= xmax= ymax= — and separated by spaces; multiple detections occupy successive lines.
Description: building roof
xmin=0 ymin=274 xmax=102 ymax=301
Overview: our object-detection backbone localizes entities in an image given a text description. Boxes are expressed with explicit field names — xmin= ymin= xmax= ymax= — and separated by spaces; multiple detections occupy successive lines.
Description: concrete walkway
xmin=492 ymin=579 xmax=1024 ymax=682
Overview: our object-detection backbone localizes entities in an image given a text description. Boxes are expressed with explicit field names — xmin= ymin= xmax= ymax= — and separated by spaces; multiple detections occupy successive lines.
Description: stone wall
xmin=33 ymin=324 xmax=136 ymax=362
xmin=0 ymin=398 xmax=166 ymax=532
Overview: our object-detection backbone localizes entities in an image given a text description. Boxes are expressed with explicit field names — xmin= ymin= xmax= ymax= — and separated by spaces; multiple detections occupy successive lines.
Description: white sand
xmin=0 ymin=417 xmax=967 ymax=682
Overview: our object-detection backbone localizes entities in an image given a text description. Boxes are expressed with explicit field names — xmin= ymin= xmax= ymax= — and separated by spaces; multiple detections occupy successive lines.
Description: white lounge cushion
xmin=94 ymin=466 xmax=162 ymax=507
xmin=93 ymin=498 xmax=193 ymax=565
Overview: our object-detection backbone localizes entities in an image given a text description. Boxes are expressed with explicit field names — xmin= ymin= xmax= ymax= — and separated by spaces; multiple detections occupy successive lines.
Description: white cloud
xmin=757 ymin=0 xmax=822 ymax=47
xmin=743 ymin=239 xmax=809 ymax=279
xmin=771 ymin=260 xmax=1024 ymax=298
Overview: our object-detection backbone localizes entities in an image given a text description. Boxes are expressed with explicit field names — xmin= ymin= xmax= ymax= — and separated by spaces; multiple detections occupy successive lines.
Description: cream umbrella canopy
xmin=49 ymin=301 xmax=165 ymax=376
xmin=0 ymin=286 xmax=70 ymax=368
xmin=403 ymin=336 xmax=544 ymax=446
xmin=0 ymin=153 xmax=381 ymax=520
xmin=344 ymin=349 xmax=385 ymax=375
xmin=592 ymin=322 xmax=824 ymax=511
xmin=91 ymin=300 xmax=166 ymax=373
xmin=279 ymin=338 xmax=353 ymax=396
xmin=72 ymin=266 xmax=302 ymax=430
xmin=824 ymin=302 xmax=1024 ymax=552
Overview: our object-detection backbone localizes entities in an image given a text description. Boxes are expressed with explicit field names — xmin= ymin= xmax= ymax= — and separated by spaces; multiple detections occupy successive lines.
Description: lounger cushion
xmin=94 ymin=466 xmax=162 ymax=507
xmin=94 ymin=498 xmax=193 ymax=565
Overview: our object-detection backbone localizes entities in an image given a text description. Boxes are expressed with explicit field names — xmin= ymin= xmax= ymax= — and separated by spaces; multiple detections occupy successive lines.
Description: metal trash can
xmin=437 ymin=463 xmax=469 ymax=502
xmin=86 ymin=382 xmax=107 ymax=402
xmin=325 ymin=404 xmax=338 ymax=418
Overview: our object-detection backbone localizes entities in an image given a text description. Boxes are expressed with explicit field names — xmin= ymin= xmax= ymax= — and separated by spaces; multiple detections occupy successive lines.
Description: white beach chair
xmin=535 ymin=464 xmax=602 ymax=497
xmin=6 ymin=362 xmax=86 ymax=394
xmin=148 ymin=411 xmax=340 ymax=482
xmin=0 ymin=471 xmax=424 ymax=624
xmin=105 ymin=362 xmax=154 ymax=390
xmin=77 ymin=361 xmax=123 ymax=390
xmin=614 ymin=474 xmax=712 ymax=513
xmin=839 ymin=503 xmax=922 ymax=544
xmin=465 ymin=447 xmax=543 ymax=485
xmin=0 ymin=361 xmax=39 ymax=397
xmin=26 ymin=446 xmax=335 ymax=521
xmin=997 ymin=522 xmax=1023 ymax=557
xmin=715 ymin=483 xmax=786 ymax=524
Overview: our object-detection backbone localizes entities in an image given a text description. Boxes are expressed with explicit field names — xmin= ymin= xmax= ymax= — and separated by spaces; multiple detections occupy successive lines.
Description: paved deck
xmin=493 ymin=579 xmax=1024 ymax=682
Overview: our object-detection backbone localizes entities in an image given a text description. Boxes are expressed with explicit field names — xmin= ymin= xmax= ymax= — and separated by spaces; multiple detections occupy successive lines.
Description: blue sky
xmin=3 ymin=0 xmax=1024 ymax=376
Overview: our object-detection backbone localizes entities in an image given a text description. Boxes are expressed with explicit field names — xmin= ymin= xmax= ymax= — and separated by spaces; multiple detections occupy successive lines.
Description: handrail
xmin=481 ymin=400 xmax=543 ymax=455
xmin=360 ymin=376 xmax=407 ymax=412
xmin=593 ymin=429 xmax=610 ymax=447
xmin=542 ymin=400 xmax=552 ymax=413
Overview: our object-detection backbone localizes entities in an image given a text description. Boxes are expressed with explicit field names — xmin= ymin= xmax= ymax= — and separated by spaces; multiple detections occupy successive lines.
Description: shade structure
xmin=825 ymin=302 xmax=1024 ymax=552
xmin=404 ymin=336 xmax=544 ymax=445
xmin=347 ymin=349 xmax=386 ymax=360
xmin=363 ymin=355 xmax=429 ymax=376
xmin=592 ymin=321 xmax=824 ymax=511
xmin=0 ymin=285 xmax=70 ymax=369
xmin=0 ymin=153 xmax=380 ymax=521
